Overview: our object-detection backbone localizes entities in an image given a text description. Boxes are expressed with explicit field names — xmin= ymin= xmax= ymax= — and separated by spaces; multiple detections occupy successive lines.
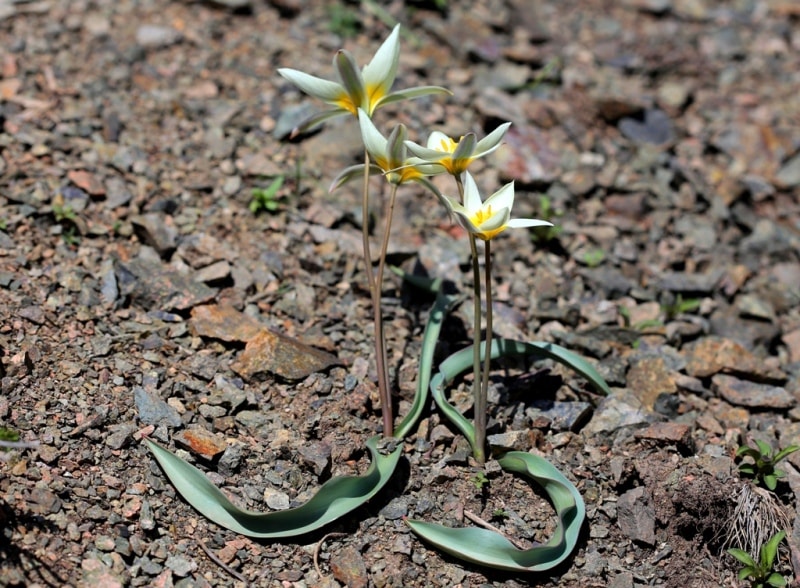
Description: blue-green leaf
xmin=145 ymin=435 xmax=400 ymax=538
xmin=392 ymin=276 xmax=461 ymax=439
xmin=407 ymin=451 xmax=585 ymax=571
xmin=429 ymin=338 xmax=611 ymax=456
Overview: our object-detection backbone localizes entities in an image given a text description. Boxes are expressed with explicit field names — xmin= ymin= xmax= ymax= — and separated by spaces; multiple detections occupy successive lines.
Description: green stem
xmin=361 ymin=151 xmax=392 ymax=436
xmin=454 ymin=173 xmax=485 ymax=464
xmin=374 ymin=183 xmax=398 ymax=435
xmin=478 ymin=239 xmax=493 ymax=462
xmin=469 ymin=235 xmax=485 ymax=464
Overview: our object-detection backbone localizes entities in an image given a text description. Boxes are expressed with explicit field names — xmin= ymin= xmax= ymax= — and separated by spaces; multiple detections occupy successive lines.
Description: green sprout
xmin=530 ymin=195 xmax=562 ymax=243
xmin=728 ymin=529 xmax=787 ymax=588
xmin=736 ymin=440 xmax=800 ymax=491
xmin=662 ymin=294 xmax=700 ymax=320
xmin=326 ymin=3 xmax=361 ymax=38
xmin=0 ymin=427 xmax=20 ymax=445
xmin=491 ymin=508 xmax=509 ymax=520
xmin=471 ymin=471 xmax=489 ymax=491
xmin=249 ymin=176 xmax=285 ymax=215
xmin=52 ymin=202 xmax=77 ymax=223
xmin=579 ymin=248 xmax=605 ymax=268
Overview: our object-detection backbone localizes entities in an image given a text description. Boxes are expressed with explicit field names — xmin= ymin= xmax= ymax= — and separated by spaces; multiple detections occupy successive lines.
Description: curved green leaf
xmin=429 ymin=338 xmax=611 ymax=455
xmin=145 ymin=435 xmax=401 ymax=538
xmin=393 ymin=278 xmax=461 ymax=439
xmin=407 ymin=451 xmax=585 ymax=571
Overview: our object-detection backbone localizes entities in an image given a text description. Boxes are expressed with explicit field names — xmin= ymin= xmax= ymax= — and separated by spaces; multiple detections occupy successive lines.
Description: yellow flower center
xmin=437 ymin=136 xmax=458 ymax=153
xmin=471 ymin=205 xmax=492 ymax=226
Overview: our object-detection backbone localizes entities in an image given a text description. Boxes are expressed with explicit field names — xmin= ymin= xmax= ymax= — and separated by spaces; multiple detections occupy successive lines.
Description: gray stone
xmin=775 ymin=152 xmax=800 ymax=188
xmin=617 ymin=486 xmax=656 ymax=545
xmin=619 ymin=109 xmax=675 ymax=146
xmin=136 ymin=25 xmax=182 ymax=49
xmin=134 ymin=387 xmax=182 ymax=428
xmin=712 ymin=374 xmax=794 ymax=409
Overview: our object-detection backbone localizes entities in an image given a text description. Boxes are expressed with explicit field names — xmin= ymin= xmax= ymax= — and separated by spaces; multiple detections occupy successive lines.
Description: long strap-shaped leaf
xmin=393 ymin=277 xmax=461 ymax=439
xmin=430 ymin=337 xmax=610 ymax=448
xmin=407 ymin=451 xmax=585 ymax=571
xmin=145 ymin=435 xmax=401 ymax=538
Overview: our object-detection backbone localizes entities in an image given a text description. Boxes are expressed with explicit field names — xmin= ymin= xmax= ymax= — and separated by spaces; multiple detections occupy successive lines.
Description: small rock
xmin=231 ymin=328 xmax=341 ymax=381
xmin=263 ymin=487 xmax=290 ymax=510
xmin=626 ymin=357 xmax=677 ymax=412
xmin=165 ymin=554 xmax=196 ymax=578
xmin=488 ymin=430 xmax=531 ymax=453
xmin=134 ymin=387 xmax=182 ymax=428
xmin=136 ymin=25 xmax=182 ymax=49
xmin=775 ymin=152 xmax=800 ymax=188
xmin=683 ymin=336 xmax=786 ymax=383
xmin=617 ymin=486 xmax=656 ymax=545
xmin=712 ymin=374 xmax=794 ymax=409
xmin=81 ymin=555 xmax=124 ymax=588
xmin=173 ymin=427 xmax=228 ymax=460
xmin=329 ymin=545 xmax=368 ymax=588
xmin=130 ymin=213 xmax=178 ymax=257
xmin=635 ymin=422 xmax=692 ymax=450
xmin=379 ymin=497 xmax=409 ymax=520
xmin=618 ymin=109 xmax=675 ymax=146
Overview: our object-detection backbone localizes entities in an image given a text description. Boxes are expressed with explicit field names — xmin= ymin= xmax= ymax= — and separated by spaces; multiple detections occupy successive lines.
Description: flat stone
xmin=136 ymin=24 xmax=182 ymax=49
xmin=617 ymin=486 xmax=656 ymax=545
xmin=330 ymin=545 xmax=368 ymax=588
xmin=775 ymin=152 xmax=800 ymax=188
xmin=118 ymin=258 xmax=217 ymax=311
xmin=190 ymin=304 xmax=263 ymax=342
xmin=784 ymin=329 xmax=800 ymax=364
xmin=129 ymin=214 xmax=178 ymax=257
xmin=134 ymin=387 xmax=182 ymax=428
xmin=585 ymin=394 xmax=654 ymax=434
xmin=231 ymin=328 xmax=341 ymax=381
xmin=683 ymin=336 xmax=786 ymax=383
xmin=626 ymin=357 xmax=677 ymax=412
xmin=173 ymin=427 xmax=228 ymax=460
xmin=619 ymin=109 xmax=675 ymax=146
xmin=488 ymin=430 xmax=532 ymax=452
xmin=635 ymin=422 xmax=692 ymax=449
xmin=712 ymin=374 xmax=794 ymax=409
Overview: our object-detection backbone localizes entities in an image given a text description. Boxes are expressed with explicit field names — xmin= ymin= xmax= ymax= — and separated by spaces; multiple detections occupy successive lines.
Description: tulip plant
xmin=145 ymin=24 xmax=610 ymax=575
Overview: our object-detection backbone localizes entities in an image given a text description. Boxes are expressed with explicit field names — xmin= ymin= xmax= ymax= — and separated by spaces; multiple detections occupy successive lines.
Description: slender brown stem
xmin=360 ymin=152 xmax=392 ymax=436
xmin=469 ymin=235 xmax=486 ymax=464
xmin=375 ymin=183 xmax=398 ymax=435
xmin=479 ymin=239 xmax=493 ymax=460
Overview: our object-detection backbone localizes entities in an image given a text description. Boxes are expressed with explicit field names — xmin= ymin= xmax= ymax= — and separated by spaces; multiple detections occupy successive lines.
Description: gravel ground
xmin=2 ymin=0 xmax=800 ymax=586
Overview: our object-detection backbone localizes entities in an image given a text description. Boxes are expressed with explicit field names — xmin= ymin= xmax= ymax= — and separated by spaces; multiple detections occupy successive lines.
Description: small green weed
xmin=736 ymin=440 xmax=800 ymax=491
xmin=327 ymin=3 xmax=361 ymax=38
xmin=249 ymin=176 xmax=285 ymax=215
xmin=471 ymin=471 xmax=489 ymax=491
xmin=728 ymin=529 xmax=786 ymax=588
xmin=530 ymin=195 xmax=562 ymax=243
xmin=662 ymin=294 xmax=700 ymax=320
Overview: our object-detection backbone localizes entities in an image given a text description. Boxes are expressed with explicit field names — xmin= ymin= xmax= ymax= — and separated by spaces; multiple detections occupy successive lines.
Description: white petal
xmin=474 ymin=122 xmax=512 ymax=155
xmin=404 ymin=141 xmax=448 ymax=161
xmin=461 ymin=172 xmax=483 ymax=212
xmin=362 ymin=25 xmax=400 ymax=92
xmin=451 ymin=209 xmax=482 ymax=235
xmin=483 ymin=181 xmax=515 ymax=212
xmin=278 ymin=68 xmax=344 ymax=102
xmin=425 ymin=131 xmax=452 ymax=151
xmin=506 ymin=218 xmax=554 ymax=229
xmin=477 ymin=207 xmax=510 ymax=233
xmin=358 ymin=109 xmax=387 ymax=161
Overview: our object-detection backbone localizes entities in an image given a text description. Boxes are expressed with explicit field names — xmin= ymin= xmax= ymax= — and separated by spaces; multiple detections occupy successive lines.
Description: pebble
xmin=134 ymin=387 xmax=183 ymax=428
xmin=618 ymin=109 xmax=675 ymax=146
xmin=712 ymin=374 xmax=795 ymax=409
xmin=136 ymin=25 xmax=183 ymax=49
xmin=617 ymin=486 xmax=656 ymax=545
